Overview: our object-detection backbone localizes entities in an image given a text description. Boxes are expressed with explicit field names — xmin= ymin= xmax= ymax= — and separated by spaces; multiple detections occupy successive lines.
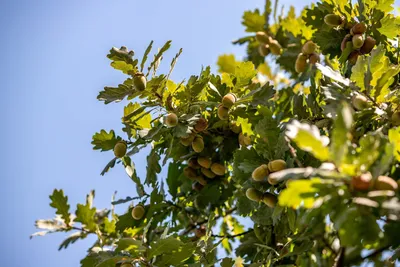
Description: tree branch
xmin=211 ymin=229 xmax=253 ymax=239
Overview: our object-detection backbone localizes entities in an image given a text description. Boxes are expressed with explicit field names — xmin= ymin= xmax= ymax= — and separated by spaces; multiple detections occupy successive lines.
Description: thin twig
xmin=211 ymin=229 xmax=253 ymax=239
xmin=285 ymin=137 xmax=303 ymax=167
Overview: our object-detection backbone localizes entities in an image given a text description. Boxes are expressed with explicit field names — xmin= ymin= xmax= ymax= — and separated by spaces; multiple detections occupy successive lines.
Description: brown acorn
xmin=348 ymin=51 xmax=361 ymax=65
xmin=114 ymin=141 xmax=127 ymax=158
xmin=252 ymin=164 xmax=269 ymax=181
xmin=188 ymin=158 xmax=201 ymax=169
xmin=302 ymin=41 xmax=317 ymax=55
xmin=183 ymin=167 xmax=198 ymax=179
xmin=351 ymin=22 xmax=367 ymax=35
xmin=255 ymin=31 xmax=270 ymax=44
xmin=195 ymin=176 xmax=208 ymax=186
xmin=308 ymin=53 xmax=320 ymax=64
xmin=352 ymin=34 xmax=364 ymax=49
xmin=197 ymin=157 xmax=212 ymax=169
xmin=268 ymin=160 xmax=287 ymax=173
xmin=201 ymin=168 xmax=216 ymax=179
xmin=222 ymin=93 xmax=237 ymax=108
xmin=194 ymin=118 xmax=208 ymax=132
xmin=246 ymin=188 xmax=263 ymax=202
xmin=217 ymin=105 xmax=230 ymax=120
xmin=295 ymin=53 xmax=308 ymax=73
xmin=165 ymin=113 xmax=178 ymax=127
xmin=133 ymin=72 xmax=147 ymax=91
xmin=351 ymin=173 xmax=372 ymax=191
xmin=324 ymin=14 xmax=344 ymax=27
xmin=258 ymin=44 xmax=269 ymax=57
xmin=360 ymin=36 xmax=376 ymax=54
xmin=192 ymin=136 xmax=204 ymax=153
xmin=374 ymin=176 xmax=398 ymax=191
xmin=262 ymin=193 xmax=278 ymax=208
xmin=269 ymin=40 xmax=282 ymax=55
xmin=211 ymin=163 xmax=226 ymax=176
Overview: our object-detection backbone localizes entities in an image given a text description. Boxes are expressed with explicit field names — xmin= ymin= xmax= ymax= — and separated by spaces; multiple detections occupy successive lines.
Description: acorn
xmin=255 ymin=31 xmax=270 ymax=44
xmin=230 ymin=122 xmax=242 ymax=134
xmin=352 ymin=34 xmax=364 ymax=49
xmin=252 ymin=164 xmax=269 ymax=182
xmin=201 ymin=168 xmax=216 ymax=179
xmin=192 ymin=182 xmax=204 ymax=192
xmin=392 ymin=112 xmax=400 ymax=126
xmin=192 ymin=136 xmax=204 ymax=153
xmin=262 ymin=193 xmax=278 ymax=208
xmin=374 ymin=176 xmax=398 ymax=191
xmin=222 ymin=93 xmax=237 ymax=108
xmin=351 ymin=173 xmax=372 ymax=191
xmin=131 ymin=205 xmax=145 ymax=220
xmin=308 ymin=53 xmax=320 ymax=64
xmin=183 ymin=167 xmax=198 ymax=179
xmin=239 ymin=132 xmax=251 ymax=146
xmin=197 ymin=157 xmax=212 ymax=169
xmin=114 ymin=141 xmax=127 ymax=158
xmin=188 ymin=158 xmax=201 ymax=169
xmin=133 ymin=72 xmax=147 ymax=91
xmin=352 ymin=94 xmax=370 ymax=110
xmin=194 ymin=118 xmax=208 ymax=132
xmin=324 ymin=14 xmax=344 ymax=27
xmin=165 ymin=113 xmax=178 ymax=127
xmin=295 ymin=53 xmax=308 ymax=73
xmin=180 ymin=134 xmax=196 ymax=146
xmin=269 ymin=40 xmax=282 ymax=55
xmin=195 ymin=176 xmax=208 ymax=186
xmin=211 ymin=163 xmax=226 ymax=176
xmin=258 ymin=44 xmax=269 ymax=57
xmin=341 ymin=34 xmax=352 ymax=51
xmin=246 ymin=188 xmax=263 ymax=202
xmin=360 ymin=36 xmax=376 ymax=54
xmin=268 ymin=160 xmax=287 ymax=173
xmin=348 ymin=51 xmax=361 ymax=65
xmin=302 ymin=41 xmax=317 ymax=55
xmin=351 ymin=22 xmax=367 ymax=35
xmin=217 ymin=105 xmax=230 ymax=120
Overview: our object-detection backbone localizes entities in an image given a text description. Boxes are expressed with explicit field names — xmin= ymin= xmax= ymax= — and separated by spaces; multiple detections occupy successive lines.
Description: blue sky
xmin=0 ymin=0 xmax=358 ymax=266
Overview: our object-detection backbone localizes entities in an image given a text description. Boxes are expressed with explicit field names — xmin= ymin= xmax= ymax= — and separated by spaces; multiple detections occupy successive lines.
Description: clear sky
xmin=0 ymin=0 xmax=371 ymax=266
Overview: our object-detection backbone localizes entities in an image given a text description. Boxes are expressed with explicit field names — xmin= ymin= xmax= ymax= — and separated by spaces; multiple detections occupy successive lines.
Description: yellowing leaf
xmin=279 ymin=178 xmax=323 ymax=209
xmin=236 ymin=117 xmax=254 ymax=137
xmin=389 ymin=127 xmax=400 ymax=161
xmin=217 ymin=54 xmax=237 ymax=74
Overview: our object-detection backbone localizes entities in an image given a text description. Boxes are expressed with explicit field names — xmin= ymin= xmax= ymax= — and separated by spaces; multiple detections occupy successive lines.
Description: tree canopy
xmin=33 ymin=0 xmax=400 ymax=266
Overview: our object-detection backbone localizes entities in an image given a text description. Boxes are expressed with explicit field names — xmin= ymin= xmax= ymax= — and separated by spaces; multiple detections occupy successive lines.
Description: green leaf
xmin=123 ymin=157 xmax=145 ymax=197
xmin=49 ymin=189 xmax=71 ymax=226
xmin=91 ymin=130 xmax=119 ymax=151
xmin=97 ymin=78 xmax=138 ymax=104
xmin=221 ymin=257 xmax=235 ymax=267
xmin=350 ymin=55 xmax=368 ymax=92
xmin=115 ymin=238 xmax=146 ymax=256
xmin=279 ymin=178 xmax=325 ymax=209
xmin=59 ymin=232 xmax=86 ymax=250
xmin=217 ymin=54 xmax=237 ymax=74
xmin=378 ymin=15 xmax=400 ymax=39
xmin=389 ymin=127 xmax=400 ymax=162
xmin=107 ymin=46 xmax=137 ymax=74
xmin=145 ymin=149 xmax=161 ymax=186
xmin=148 ymin=236 xmax=184 ymax=258
xmin=286 ymin=120 xmax=330 ymax=161
xmin=75 ymin=191 xmax=97 ymax=231
xmin=330 ymin=102 xmax=353 ymax=165
xmin=140 ymin=40 xmax=154 ymax=72
xmin=242 ymin=9 xmax=265 ymax=32
xmin=147 ymin=40 xmax=172 ymax=75
xmin=232 ymin=61 xmax=257 ymax=91
xmin=166 ymin=162 xmax=182 ymax=199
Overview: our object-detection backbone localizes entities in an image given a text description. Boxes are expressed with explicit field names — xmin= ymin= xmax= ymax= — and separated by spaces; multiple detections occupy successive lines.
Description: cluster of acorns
xmin=255 ymin=31 xmax=283 ymax=57
xmin=324 ymin=14 xmax=376 ymax=64
xmin=245 ymin=159 xmax=287 ymax=208
xmin=295 ymin=41 xmax=320 ymax=73
xmin=179 ymin=117 xmax=208 ymax=153
xmin=217 ymin=93 xmax=237 ymax=120
xmin=351 ymin=173 xmax=398 ymax=192
xmin=184 ymin=157 xmax=227 ymax=190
